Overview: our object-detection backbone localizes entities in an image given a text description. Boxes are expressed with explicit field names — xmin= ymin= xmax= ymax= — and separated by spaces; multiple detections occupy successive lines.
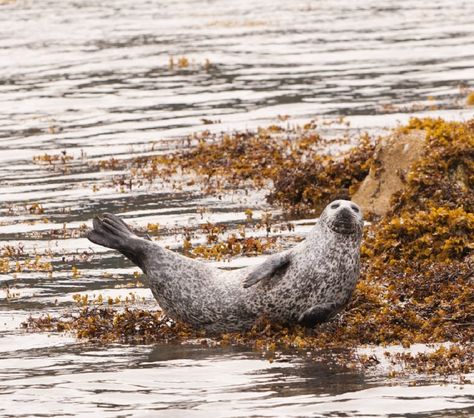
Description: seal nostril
xmin=339 ymin=207 xmax=352 ymax=217
xmin=330 ymin=203 xmax=340 ymax=209
xmin=351 ymin=205 xmax=359 ymax=213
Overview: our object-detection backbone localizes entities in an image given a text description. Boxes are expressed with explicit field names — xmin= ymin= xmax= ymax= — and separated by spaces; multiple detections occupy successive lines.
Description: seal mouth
xmin=331 ymin=223 xmax=356 ymax=234
xmin=329 ymin=208 xmax=358 ymax=235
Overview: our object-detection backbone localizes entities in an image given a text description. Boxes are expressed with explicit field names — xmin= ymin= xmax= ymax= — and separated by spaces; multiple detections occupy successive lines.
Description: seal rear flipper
xmin=87 ymin=213 xmax=148 ymax=270
xmin=298 ymin=303 xmax=337 ymax=327
xmin=243 ymin=251 xmax=292 ymax=288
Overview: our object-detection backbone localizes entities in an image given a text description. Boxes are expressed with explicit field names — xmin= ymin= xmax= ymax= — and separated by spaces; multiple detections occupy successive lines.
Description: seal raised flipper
xmin=87 ymin=213 xmax=152 ymax=271
xmin=242 ymin=250 xmax=292 ymax=288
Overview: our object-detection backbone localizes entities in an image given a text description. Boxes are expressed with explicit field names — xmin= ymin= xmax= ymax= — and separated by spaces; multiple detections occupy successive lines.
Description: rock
xmin=352 ymin=130 xmax=425 ymax=216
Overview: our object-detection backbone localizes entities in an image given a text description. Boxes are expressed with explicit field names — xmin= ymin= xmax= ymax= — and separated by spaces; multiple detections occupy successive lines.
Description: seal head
xmin=320 ymin=199 xmax=363 ymax=237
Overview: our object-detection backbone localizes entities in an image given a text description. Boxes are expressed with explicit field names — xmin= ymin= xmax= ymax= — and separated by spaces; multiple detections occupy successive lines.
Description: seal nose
xmin=336 ymin=207 xmax=354 ymax=227
xmin=338 ymin=207 xmax=353 ymax=218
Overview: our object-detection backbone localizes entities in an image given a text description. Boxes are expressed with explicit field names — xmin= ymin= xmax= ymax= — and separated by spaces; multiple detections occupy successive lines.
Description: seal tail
xmin=87 ymin=213 xmax=148 ymax=270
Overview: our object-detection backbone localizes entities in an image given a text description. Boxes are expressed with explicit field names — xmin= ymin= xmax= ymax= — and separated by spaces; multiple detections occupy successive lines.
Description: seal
xmin=87 ymin=199 xmax=363 ymax=333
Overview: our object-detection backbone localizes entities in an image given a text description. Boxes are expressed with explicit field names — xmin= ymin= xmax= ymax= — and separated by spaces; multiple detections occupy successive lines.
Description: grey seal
xmin=87 ymin=199 xmax=363 ymax=333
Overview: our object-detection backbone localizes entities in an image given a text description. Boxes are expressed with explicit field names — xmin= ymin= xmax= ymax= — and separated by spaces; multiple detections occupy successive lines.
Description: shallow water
xmin=1 ymin=0 xmax=474 ymax=416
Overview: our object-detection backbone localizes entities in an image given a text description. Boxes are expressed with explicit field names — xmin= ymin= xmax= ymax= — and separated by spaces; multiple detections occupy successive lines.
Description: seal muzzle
xmin=321 ymin=200 xmax=364 ymax=236
xmin=331 ymin=207 xmax=357 ymax=234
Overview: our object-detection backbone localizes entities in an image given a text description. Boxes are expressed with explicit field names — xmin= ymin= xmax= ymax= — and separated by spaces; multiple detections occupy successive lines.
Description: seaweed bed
xmin=23 ymin=117 xmax=474 ymax=377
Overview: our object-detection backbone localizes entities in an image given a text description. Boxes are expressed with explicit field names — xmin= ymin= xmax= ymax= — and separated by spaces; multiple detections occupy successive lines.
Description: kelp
xmin=267 ymin=134 xmax=375 ymax=213
xmin=392 ymin=118 xmax=474 ymax=214
xmin=24 ymin=306 xmax=197 ymax=344
xmin=25 ymin=118 xmax=474 ymax=377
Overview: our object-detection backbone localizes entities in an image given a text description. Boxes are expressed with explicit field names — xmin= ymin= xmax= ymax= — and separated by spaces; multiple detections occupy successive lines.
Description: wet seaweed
xmin=392 ymin=118 xmax=474 ymax=214
xmin=24 ymin=117 xmax=474 ymax=376
xmin=23 ymin=306 xmax=198 ymax=344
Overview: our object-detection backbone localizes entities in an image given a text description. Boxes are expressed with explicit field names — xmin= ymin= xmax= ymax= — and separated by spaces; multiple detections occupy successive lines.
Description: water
xmin=1 ymin=0 xmax=474 ymax=416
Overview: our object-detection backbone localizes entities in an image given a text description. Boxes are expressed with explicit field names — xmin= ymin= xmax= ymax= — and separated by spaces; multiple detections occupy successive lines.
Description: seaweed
xmin=23 ymin=307 xmax=198 ymax=344
xmin=392 ymin=118 xmax=474 ymax=214
xmin=25 ymin=117 xmax=474 ymax=377
xmin=267 ymin=133 xmax=375 ymax=213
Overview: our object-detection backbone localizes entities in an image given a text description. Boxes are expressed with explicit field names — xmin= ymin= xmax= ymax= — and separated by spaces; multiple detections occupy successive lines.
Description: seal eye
xmin=330 ymin=203 xmax=340 ymax=209
xmin=351 ymin=205 xmax=359 ymax=213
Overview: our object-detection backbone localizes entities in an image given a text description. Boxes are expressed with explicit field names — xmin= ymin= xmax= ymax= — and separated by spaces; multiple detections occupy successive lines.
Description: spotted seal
xmin=87 ymin=199 xmax=363 ymax=333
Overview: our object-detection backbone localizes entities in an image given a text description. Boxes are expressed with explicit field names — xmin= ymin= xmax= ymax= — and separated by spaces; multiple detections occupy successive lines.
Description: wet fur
xmin=87 ymin=200 xmax=363 ymax=333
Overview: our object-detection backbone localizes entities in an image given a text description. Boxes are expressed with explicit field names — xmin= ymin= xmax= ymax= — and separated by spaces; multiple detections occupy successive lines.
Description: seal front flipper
xmin=242 ymin=251 xmax=292 ymax=288
xmin=298 ymin=303 xmax=337 ymax=327
xmin=87 ymin=213 xmax=150 ymax=271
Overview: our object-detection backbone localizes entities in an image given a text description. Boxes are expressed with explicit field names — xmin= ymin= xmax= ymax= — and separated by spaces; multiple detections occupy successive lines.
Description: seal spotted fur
xmin=87 ymin=199 xmax=363 ymax=333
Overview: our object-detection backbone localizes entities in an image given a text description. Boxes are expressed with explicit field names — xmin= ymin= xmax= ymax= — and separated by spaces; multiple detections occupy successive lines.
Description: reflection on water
xmin=1 ymin=343 xmax=473 ymax=417
xmin=1 ymin=0 xmax=474 ymax=416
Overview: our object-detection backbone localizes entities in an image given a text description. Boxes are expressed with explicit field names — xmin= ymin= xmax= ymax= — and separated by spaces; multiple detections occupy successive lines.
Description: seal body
xmin=87 ymin=199 xmax=363 ymax=333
